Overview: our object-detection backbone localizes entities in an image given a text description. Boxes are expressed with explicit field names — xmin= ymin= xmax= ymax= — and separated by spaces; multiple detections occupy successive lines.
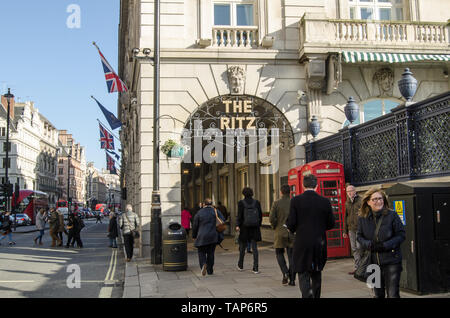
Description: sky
xmin=0 ymin=0 xmax=121 ymax=171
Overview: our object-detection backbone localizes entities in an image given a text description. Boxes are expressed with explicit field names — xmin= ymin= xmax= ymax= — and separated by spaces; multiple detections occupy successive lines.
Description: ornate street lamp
xmin=344 ymin=96 xmax=359 ymax=125
xmin=3 ymin=88 xmax=14 ymax=211
xmin=309 ymin=115 xmax=320 ymax=139
xmin=398 ymin=68 xmax=418 ymax=103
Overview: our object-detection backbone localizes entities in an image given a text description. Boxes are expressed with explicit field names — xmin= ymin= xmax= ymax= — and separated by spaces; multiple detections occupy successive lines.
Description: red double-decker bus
xmin=12 ymin=190 xmax=49 ymax=224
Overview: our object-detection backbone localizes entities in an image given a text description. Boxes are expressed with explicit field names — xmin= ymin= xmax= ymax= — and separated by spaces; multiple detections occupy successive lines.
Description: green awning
xmin=342 ymin=51 xmax=450 ymax=63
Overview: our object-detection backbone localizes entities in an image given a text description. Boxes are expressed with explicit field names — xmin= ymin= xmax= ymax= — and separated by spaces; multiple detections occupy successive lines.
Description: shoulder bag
xmin=125 ymin=213 xmax=140 ymax=239
xmin=214 ymin=209 xmax=227 ymax=233
xmin=354 ymin=214 xmax=384 ymax=282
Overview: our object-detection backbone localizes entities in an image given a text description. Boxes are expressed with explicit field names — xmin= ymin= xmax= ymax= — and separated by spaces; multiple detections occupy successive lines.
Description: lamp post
xmin=3 ymin=88 xmax=14 ymax=212
xmin=64 ymin=141 xmax=72 ymax=212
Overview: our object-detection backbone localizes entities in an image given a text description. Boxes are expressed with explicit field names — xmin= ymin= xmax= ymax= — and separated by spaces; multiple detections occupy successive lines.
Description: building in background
xmin=102 ymin=168 xmax=121 ymax=211
xmin=118 ymin=0 xmax=449 ymax=258
xmin=57 ymin=130 xmax=86 ymax=207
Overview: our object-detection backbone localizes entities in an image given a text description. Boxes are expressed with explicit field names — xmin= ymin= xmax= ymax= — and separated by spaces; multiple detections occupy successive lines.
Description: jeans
xmin=373 ymin=263 xmax=402 ymax=298
xmin=348 ymin=230 xmax=361 ymax=270
xmin=35 ymin=230 xmax=45 ymax=243
xmin=198 ymin=244 xmax=216 ymax=274
xmin=123 ymin=233 xmax=134 ymax=259
xmin=275 ymin=248 xmax=295 ymax=281
xmin=0 ymin=231 xmax=13 ymax=243
xmin=299 ymin=270 xmax=322 ymax=298
xmin=238 ymin=240 xmax=258 ymax=270
xmin=109 ymin=237 xmax=118 ymax=248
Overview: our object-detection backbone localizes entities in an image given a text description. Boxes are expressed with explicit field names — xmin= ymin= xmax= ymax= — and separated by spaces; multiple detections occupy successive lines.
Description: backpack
xmin=242 ymin=199 xmax=259 ymax=227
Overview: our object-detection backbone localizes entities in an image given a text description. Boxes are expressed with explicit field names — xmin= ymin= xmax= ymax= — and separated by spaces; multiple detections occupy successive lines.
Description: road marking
xmin=99 ymin=249 xmax=118 ymax=298
xmin=0 ymin=281 xmax=35 ymax=283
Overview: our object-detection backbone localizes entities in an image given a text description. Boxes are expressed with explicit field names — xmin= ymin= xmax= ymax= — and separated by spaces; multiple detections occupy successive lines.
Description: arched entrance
xmin=179 ymin=95 xmax=295 ymax=234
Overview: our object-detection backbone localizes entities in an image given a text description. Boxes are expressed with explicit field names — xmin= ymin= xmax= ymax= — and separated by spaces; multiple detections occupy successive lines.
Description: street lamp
xmin=3 ymin=88 xmax=14 ymax=211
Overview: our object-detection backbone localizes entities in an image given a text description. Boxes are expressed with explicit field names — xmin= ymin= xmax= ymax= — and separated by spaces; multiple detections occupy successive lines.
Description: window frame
xmin=213 ymin=0 xmax=256 ymax=27
xmin=349 ymin=0 xmax=404 ymax=21
xmin=342 ymin=97 xmax=402 ymax=127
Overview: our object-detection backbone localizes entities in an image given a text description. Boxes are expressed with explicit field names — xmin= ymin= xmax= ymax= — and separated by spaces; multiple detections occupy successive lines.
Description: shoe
xmin=65 ymin=245 xmax=70 ymax=248
xmin=112 ymin=246 xmax=118 ymax=248
xmin=201 ymin=264 xmax=207 ymax=276
xmin=252 ymin=267 xmax=259 ymax=274
xmin=348 ymin=271 xmax=356 ymax=275
xmin=289 ymin=280 xmax=295 ymax=286
xmin=8 ymin=242 xmax=15 ymax=246
xmin=247 ymin=250 xmax=252 ymax=254
xmin=126 ymin=258 xmax=131 ymax=262
xmin=282 ymin=274 xmax=289 ymax=285
xmin=39 ymin=242 xmax=43 ymax=246
xmin=33 ymin=238 xmax=38 ymax=244
xmin=237 ymin=265 xmax=244 ymax=271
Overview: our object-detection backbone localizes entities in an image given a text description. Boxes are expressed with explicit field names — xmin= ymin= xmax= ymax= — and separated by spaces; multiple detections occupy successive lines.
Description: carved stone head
xmin=227 ymin=65 xmax=246 ymax=95
xmin=374 ymin=68 xmax=394 ymax=96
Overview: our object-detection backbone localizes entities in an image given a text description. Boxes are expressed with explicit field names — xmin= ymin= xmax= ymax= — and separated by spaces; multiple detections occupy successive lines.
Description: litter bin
xmin=385 ymin=182 xmax=450 ymax=294
xmin=162 ymin=221 xmax=187 ymax=271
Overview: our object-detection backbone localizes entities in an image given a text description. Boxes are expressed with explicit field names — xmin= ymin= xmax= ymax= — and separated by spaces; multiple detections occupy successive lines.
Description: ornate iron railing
xmin=305 ymin=91 xmax=450 ymax=186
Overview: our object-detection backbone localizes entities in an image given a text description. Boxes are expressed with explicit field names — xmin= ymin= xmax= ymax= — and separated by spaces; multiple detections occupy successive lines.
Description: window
xmin=0 ymin=127 xmax=5 ymax=137
xmin=59 ymin=168 xmax=64 ymax=174
xmin=2 ymin=158 xmax=11 ymax=169
xmin=343 ymin=99 xmax=400 ymax=126
xmin=349 ymin=0 xmax=404 ymax=21
xmin=3 ymin=142 xmax=11 ymax=152
xmin=213 ymin=1 xmax=255 ymax=26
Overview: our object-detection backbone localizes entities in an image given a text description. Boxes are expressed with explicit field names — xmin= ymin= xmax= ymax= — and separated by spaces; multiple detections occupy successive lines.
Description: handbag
xmin=125 ymin=214 xmax=140 ymax=239
xmin=214 ymin=209 xmax=227 ymax=233
xmin=354 ymin=214 xmax=384 ymax=282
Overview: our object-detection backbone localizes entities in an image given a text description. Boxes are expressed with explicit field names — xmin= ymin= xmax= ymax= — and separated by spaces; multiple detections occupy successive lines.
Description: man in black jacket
xmin=287 ymin=174 xmax=335 ymax=298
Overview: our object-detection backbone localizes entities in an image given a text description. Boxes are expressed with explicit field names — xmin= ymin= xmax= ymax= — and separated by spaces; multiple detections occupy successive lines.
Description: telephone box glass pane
xmin=323 ymin=181 xmax=337 ymax=188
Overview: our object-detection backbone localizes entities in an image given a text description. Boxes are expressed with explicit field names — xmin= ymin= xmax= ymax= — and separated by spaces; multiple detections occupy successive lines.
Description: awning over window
xmin=342 ymin=51 xmax=450 ymax=63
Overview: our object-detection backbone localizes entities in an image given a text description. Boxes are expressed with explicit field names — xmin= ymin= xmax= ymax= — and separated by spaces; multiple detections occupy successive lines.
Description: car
xmin=10 ymin=214 xmax=32 ymax=226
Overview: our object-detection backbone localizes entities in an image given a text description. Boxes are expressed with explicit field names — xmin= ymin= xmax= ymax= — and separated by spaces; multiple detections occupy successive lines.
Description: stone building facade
xmin=118 ymin=0 xmax=450 ymax=257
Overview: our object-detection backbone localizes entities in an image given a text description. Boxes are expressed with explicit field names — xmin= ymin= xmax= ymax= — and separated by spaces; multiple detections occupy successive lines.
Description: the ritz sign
xmin=219 ymin=99 xmax=257 ymax=130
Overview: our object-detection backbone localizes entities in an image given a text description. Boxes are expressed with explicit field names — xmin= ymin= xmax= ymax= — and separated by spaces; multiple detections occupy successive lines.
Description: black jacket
xmin=286 ymin=190 xmax=335 ymax=273
xmin=192 ymin=206 xmax=224 ymax=247
xmin=357 ymin=208 xmax=405 ymax=266
xmin=236 ymin=198 xmax=263 ymax=243
xmin=108 ymin=217 xmax=119 ymax=238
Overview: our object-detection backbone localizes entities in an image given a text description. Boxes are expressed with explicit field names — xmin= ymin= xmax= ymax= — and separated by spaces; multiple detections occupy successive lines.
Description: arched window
xmin=343 ymin=98 xmax=400 ymax=127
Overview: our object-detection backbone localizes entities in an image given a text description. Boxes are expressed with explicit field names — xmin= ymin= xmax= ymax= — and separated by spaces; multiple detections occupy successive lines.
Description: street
xmin=0 ymin=219 xmax=124 ymax=298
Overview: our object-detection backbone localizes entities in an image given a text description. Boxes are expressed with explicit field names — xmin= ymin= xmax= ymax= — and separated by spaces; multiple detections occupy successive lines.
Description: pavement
xmin=122 ymin=235 xmax=450 ymax=299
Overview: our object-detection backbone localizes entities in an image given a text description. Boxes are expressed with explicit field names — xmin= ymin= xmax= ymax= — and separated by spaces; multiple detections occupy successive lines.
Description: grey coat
xmin=35 ymin=213 xmax=46 ymax=230
xmin=269 ymin=195 xmax=294 ymax=249
xmin=119 ymin=211 xmax=140 ymax=235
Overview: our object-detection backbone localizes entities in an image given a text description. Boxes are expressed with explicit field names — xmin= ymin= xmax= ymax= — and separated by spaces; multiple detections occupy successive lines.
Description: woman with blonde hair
xmin=356 ymin=187 xmax=405 ymax=298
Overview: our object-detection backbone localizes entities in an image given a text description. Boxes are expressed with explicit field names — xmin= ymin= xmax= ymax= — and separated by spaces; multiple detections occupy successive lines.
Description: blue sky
xmin=0 ymin=0 xmax=121 ymax=171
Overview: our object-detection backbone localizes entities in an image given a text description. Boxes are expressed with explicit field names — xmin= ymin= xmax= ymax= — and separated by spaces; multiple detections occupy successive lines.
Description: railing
xmin=305 ymin=91 xmax=450 ymax=186
xmin=212 ymin=26 xmax=258 ymax=48
xmin=299 ymin=15 xmax=449 ymax=54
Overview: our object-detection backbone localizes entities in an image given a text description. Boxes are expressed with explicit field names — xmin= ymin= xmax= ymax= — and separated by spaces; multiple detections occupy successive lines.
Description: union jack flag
xmin=93 ymin=42 xmax=128 ymax=93
xmin=106 ymin=153 xmax=117 ymax=174
xmin=99 ymin=123 xmax=115 ymax=150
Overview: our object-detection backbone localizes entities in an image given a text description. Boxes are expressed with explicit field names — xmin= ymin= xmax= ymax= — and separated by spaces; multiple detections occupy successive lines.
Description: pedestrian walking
xmin=107 ymin=212 xmax=118 ymax=248
xmin=286 ymin=174 xmax=335 ymax=298
xmin=192 ymin=198 xmax=225 ymax=276
xmin=343 ymin=184 xmax=363 ymax=275
xmin=0 ymin=212 xmax=15 ymax=246
xmin=119 ymin=204 xmax=140 ymax=262
xmin=270 ymin=184 xmax=295 ymax=286
xmin=236 ymin=187 xmax=262 ymax=274
xmin=33 ymin=208 xmax=46 ymax=245
xmin=56 ymin=209 xmax=66 ymax=247
xmin=96 ymin=212 xmax=102 ymax=224
xmin=357 ymin=188 xmax=405 ymax=298
xmin=48 ymin=208 xmax=62 ymax=247
xmin=66 ymin=213 xmax=83 ymax=248
xmin=216 ymin=201 xmax=228 ymax=222
xmin=181 ymin=207 xmax=192 ymax=237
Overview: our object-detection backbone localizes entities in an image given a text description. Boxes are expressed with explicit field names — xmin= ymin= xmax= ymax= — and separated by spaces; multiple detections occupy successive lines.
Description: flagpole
xmin=96 ymin=118 xmax=120 ymax=140
xmin=150 ymin=0 xmax=162 ymax=265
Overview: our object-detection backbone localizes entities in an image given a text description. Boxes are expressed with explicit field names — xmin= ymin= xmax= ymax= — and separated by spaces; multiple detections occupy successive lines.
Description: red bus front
xmin=12 ymin=190 xmax=49 ymax=224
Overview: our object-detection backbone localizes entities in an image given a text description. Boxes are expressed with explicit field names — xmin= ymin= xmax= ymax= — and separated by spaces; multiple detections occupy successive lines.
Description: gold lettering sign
xmin=220 ymin=98 xmax=256 ymax=130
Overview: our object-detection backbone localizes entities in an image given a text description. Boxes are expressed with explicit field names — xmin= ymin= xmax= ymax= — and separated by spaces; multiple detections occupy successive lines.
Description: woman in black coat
xmin=235 ymin=187 xmax=263 ymax=274
xmin=357 ymin=188 xmax=405 ymax=298
xmin=108 ymin=212 xmax=119 ymax=248
xmin=192 ymin=199 xmax=225 ymax=276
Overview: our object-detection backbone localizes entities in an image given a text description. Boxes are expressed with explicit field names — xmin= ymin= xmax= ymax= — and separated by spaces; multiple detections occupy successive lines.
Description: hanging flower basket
xmin=161 ymin=139 xmax=184 ymax=158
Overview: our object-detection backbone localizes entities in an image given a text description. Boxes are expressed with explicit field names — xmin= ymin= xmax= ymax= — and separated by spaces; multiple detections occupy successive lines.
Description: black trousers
xmin=238 ymin=240 xmax=258 ymax=269
xmin=374 ymin=263 xmax=402 ymax=298
xmin=57 ymin=232 xmax=63 ymax=245
xmin=123 ymin=233 xmax=134 ymax=259
xmin=299 ymin=270 xmax=322 ymax=298
xmin=67 ymin=231 xmax=83 ymax=247
xmin=275 ymin=248 xmax=295 ymax=281
xmin=197 ymin=244 xmax=216 ymax=274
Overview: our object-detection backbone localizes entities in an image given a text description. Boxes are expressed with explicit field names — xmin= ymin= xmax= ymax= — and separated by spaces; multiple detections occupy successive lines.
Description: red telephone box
xmin=288 ymin=160 xmax=350 ymax=258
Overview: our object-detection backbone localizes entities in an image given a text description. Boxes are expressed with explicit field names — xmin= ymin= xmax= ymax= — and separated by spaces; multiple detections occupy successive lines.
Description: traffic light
xmin=68 ymin=197 xmax=72 ymax=204
xmin=1 ymin=183 xmax=13 ymax=196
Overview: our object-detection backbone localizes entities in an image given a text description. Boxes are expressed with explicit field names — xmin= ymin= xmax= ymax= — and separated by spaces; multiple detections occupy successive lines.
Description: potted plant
xmin=161 ymin=139 xmax=184 ymax=158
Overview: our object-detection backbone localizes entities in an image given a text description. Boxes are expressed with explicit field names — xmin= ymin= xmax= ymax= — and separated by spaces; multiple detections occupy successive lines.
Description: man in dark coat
xmin=108 ymin=212 xmax=119 ymax=248
xmin=236 ymin=187 xmax=263 ymax=274
xmin=192 ymin=198 xmax=225 ymax=276
xmin=287 ymin=174 xmax=335 ymax=298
